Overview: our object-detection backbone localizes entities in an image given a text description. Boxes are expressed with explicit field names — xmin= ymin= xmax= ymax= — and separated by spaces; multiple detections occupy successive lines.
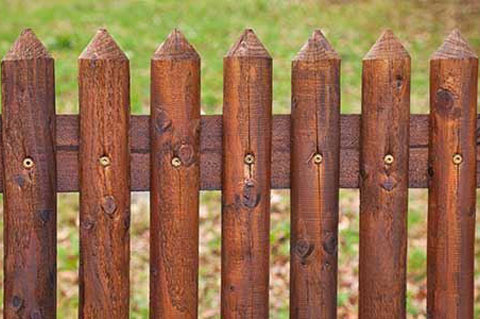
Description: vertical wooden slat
xmin=359 ymin=30 xmax=410 ymax=318
xmin=290 ymin=30 xmax=340 ymax=319
xmin=78 ymin=29 xmax=130 ymax=318
xmin=1 ymin=29 xmax=56 ymax=319
xmin=427 ymin=30 xmax=478 ymax=319
xmin=150 ymin=30 xmax=201 ymax=319
xmin=221 ymin=29 xmax=272 ymax=318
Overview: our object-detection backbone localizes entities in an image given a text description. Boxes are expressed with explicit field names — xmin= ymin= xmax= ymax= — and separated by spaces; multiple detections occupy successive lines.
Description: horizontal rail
xmin=0 ymin=113 xmax=478 ymax=192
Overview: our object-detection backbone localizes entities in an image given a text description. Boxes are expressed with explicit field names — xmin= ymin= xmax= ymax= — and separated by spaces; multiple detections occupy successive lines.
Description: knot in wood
xmin=38 ymin=209 xmax=51 ymax=224
xmin=83 ymin=219 xmax=95 ymax=230
xmin=241 ymin=179 xmax=260 ymax=208
xmin=176 ymin=143 xmax=195 ymax=166
xmin=154 ymin=109 xmax=172 ymax=134
xmin=381 ymin=177 xmax=397 ymax=192
xmin=295 ymin=239 xmax=314 ymax=259
xmin=12 ymin=295 xmax=23 ymax=311
xmin=322 ymin=234 xmax=338 ymax=255
xmin=435 ymin=88 xmax=460 ymax=118
xmin=101 ymin=195 xmax=117 ymax=216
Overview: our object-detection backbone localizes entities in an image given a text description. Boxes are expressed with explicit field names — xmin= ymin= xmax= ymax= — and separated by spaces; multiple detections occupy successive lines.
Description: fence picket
xmin=427 ymin=30 xmax=478 ymax=319
xmin=1 ymin=29 xmax=57 ymax=319
xmin=359 ymin=30 xmax=410 ymax=318
xmin=221 ymin=29 xmax=272 ymax=318
xmin=150 ymin=29 xmax=201 ymax=319
xmin=78 ymin=29 xmax=130 ymax=318
xmin=290 ymin=30 xmax=340 ymax=319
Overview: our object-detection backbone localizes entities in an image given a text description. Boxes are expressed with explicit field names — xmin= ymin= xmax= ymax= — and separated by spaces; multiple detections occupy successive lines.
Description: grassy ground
xmin=1 ymin=0 xmax=480 ymax=318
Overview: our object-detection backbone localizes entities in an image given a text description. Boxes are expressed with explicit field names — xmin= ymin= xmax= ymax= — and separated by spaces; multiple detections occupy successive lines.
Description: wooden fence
xmin=0 ymin=27 xmax=477 ymax=319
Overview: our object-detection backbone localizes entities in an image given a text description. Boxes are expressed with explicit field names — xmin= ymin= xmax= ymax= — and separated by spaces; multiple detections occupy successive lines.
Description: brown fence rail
xmin=0 ymin=27 xmax=478 ymax=318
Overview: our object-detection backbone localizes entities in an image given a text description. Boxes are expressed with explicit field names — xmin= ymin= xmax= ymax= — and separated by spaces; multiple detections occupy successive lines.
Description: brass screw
xmin=244 ymin=153 xmax=255 ymax=165
xmin=313 ymin=153 xmax=323 ymax=164
xmin=384 ymin=154 xmax=394 ymax=165
xmin=171 ymin=157 xmax=182 ymax=168
xmin=99 ymin=156 xmax=111 ymax=167
xmin=452 ymin=153 xmax=463 ymax=165
xmin=22 ymin=157 xmax=34 ymax=169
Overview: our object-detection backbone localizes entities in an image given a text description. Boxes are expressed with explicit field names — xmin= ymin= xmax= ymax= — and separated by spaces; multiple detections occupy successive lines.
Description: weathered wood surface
xmin=427 ymin=30 xmax=477 ymax=319
xmin=359 ymin=30 xmax=410 ymax=318
xmin=150 ymin=30 xmax=201 ymax=319
xmin=221 ymin=29 xmax=272 ymax=318
xmin=0 ymin=113 xmax=473 ymax=191
xmin=290 ymin=30 xmax=340 ymax=319
xmin=78 ymin=29 xmax=130 ymax=318
xmin=1 ymin=29 xmax=57 ymax=319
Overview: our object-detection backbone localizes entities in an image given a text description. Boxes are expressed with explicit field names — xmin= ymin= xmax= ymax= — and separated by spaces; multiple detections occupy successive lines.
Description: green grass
xmin=1 ymin=0 xmax=480 ymax=318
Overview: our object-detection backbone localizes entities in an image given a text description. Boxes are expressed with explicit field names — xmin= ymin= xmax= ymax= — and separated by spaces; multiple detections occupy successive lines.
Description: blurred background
xmin=1 ymin=0 xmax=480 ymax=318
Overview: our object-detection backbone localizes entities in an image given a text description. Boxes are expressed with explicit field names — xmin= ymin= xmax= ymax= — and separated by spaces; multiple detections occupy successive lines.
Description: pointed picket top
xmin=226 ymin=29 xmax=271 ymax=58
xmin=431 ymin=29 xmax=477 ymax=60
xmin=153 ymin=29 xmax=200 ymax=60
xmin=294 ymin=29 xmax=340 ymax=61
xmin=79 ymin=29 xmax=128 ymax=60
xmin=3 ymin=29 xmax=51 ymax=61
xmin=364 ymin=29 xmax=410 ymax=60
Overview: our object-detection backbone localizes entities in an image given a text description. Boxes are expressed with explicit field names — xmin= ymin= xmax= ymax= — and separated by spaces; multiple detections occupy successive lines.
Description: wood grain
xmin=78 ymin=29 xmax=130 ymax=318
xmin=150 ymin=29 xmax=201 ymax=319
xmin=359 ymin=30 xmax=410 ymax=319
xmin=290 ymin=30 xmax=340 ymax=319
xmin=1 ymin=29 xmax=57 ymax=319
xmin=221 ymin=29 xmax=272 ymax=318
xmin=427 ymin=30 xmax=478 ymax=319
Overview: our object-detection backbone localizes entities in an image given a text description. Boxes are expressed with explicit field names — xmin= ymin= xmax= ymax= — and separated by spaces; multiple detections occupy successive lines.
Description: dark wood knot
xmin=154 ymin=109 xmax=172 ymax=134
xmin=381 ymin=177 xmax=397 ymax=192
xmin=12 ymin=295 xmax=23 ymax=312
xmin=82 ymin=219 xmax=95 ymax=231
xmin=295 ymin=239 xmax=314 ymax=259
xmin=176 ymin=143 xmax=195 ymax=167
xmin=241 ymin=179 xmax=261 ymax=209
xmin=38 ymin=209 xmax=52 ymax=224
xmin=435 ymin=88 xmax=460 ymax=118
xmin=101 ymin=195 xmax=117 ymax=216
xmin=322 ymin=233 xmax=338 ymax=255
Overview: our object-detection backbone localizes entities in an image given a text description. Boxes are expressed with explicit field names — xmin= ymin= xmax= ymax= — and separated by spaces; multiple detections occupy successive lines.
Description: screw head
xmin=384 ymin=154 xmax=394 ymax=165
xmin=313 ymin=153 xmax=323 ymax=164
xmin=244 ymin=153 xmax=255 ymax=165
xmin=171 ymin=157 xmax=182 ymax=168
xmin=452 ymin=153 xmax=463 ymax=165
xmin=99 ymin=156 xmax=111 ymax=167
xmin=22 ymin=157 xmax=34 ymax=169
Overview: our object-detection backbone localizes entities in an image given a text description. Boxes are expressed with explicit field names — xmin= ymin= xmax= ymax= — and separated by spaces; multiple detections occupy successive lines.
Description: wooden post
xmin=78 ymin=29 xmax=130 ymax=318
xmin=150 ymin=29 xmax=201 ymax=319
xmin=221 ymin=29 xmax=272 ymax=318
xmin=427 ymin=30 xmax=478 ymax=319
xmin=290 ymin=30 xmax=340 ymax=319
xmin=359 ymin=30 xmax=410 ymax=318
xmin=1 ymin=29 xmax=56 ymax=319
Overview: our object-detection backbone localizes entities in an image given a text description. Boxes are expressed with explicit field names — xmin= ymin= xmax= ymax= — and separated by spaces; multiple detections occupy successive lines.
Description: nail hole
xmin=384 ymin=154 xmax=394 ymax=165
xmin=452 ymin=153 xmax=463 ymax=165
xmin=244 ymin=153 xmax=255 ymax=165
xmin=313 ymin=153 xmax=323 ymax=164
xmin=22 ymin=157 xmax=34 ymax=169
xmin=171 ymin=157 xmax=182 ymax=168
xmin=99 ymin=156 xmax=111 ymax=167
